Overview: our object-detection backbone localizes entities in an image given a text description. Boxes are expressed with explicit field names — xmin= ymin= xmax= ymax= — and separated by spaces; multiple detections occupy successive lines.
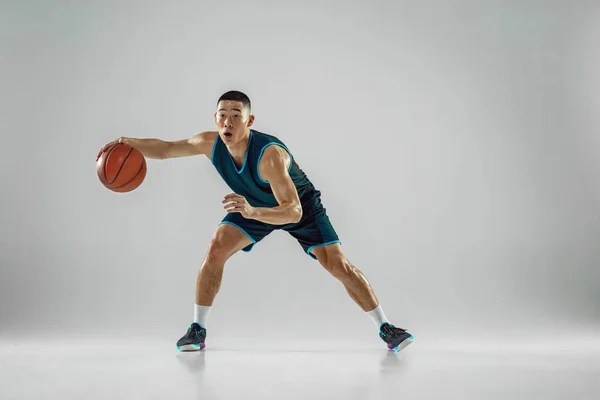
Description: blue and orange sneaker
xmin=176 ymin=322 xmax=206 ymax=351
xmin=379 ymin=322 xmax=413 ymax=352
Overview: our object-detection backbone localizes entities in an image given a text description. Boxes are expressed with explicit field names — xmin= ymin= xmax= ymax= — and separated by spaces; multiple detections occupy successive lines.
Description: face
xmin=214 ymin=100 xmax=254 ymax=144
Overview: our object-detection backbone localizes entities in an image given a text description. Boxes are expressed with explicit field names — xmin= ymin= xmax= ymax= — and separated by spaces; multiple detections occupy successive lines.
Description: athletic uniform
xmin=211 ymin=129 xmax=340 ymax=259
xmin=176 ymin=129 xmax=414 ymax=352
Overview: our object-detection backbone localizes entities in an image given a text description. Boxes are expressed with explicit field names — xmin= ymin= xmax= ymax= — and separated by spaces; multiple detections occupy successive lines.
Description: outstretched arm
xmin=97 ymin=131 xmax=218 ymax=160
xmin=223 ymin=146 xmax=302 ymax=225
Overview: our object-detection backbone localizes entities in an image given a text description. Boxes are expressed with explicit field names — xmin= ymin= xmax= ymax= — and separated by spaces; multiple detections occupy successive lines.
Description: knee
xmin=324 ymin=256 xmax=352 ymax=280
xmin=203 ymin=237 xmax=231 ymax=267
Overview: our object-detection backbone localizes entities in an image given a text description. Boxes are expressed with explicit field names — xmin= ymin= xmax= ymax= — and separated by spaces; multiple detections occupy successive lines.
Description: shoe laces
xmin=187 ymin=323 xmax=204 ymax=337
xmin=381 ymin=323 xmax=406 ymax=337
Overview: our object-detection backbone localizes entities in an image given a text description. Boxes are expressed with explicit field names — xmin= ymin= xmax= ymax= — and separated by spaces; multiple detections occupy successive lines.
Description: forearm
xmin=122 ymin=137 xmax=169 ymax=159
xmin=251 ymin=202 xmax=302 ymax=225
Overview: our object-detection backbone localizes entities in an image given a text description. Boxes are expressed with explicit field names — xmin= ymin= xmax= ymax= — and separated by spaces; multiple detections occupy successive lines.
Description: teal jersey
xmin=211 ymin=130 xmax=318 ymax=209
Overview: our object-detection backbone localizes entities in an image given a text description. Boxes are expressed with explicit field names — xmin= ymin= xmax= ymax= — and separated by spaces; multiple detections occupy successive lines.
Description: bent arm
xmin=121 ymin=131 xmax=217 ymax=159
xmin=253 ymin=146 xmax=303 ymax=224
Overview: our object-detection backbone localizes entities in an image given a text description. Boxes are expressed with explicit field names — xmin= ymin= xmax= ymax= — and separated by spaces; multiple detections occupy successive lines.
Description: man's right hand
xmin=96 ymin=137 xmax=127 ymax=161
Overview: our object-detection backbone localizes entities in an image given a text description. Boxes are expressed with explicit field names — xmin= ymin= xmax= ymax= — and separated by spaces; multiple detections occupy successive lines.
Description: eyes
xmin=218 ymin=114 xmax=240 ymax=119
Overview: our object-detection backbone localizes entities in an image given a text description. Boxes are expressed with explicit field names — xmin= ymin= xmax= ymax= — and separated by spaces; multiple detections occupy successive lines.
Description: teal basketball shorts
xmin=219 ymin=201 xmax=340 ymax=260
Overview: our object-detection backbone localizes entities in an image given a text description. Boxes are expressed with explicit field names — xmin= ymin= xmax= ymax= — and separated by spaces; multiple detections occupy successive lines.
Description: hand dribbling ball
xmin=97 ymin=143 xmax=147 ymax=192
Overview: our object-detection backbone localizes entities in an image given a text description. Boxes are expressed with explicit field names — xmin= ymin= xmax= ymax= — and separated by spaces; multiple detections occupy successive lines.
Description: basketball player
xmin=97 ymin=91 xmax=413 ymax=352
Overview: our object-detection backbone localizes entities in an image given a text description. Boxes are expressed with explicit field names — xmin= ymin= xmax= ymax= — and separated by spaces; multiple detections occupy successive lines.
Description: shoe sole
xmin=177 ymin=343 xmax=206 ymax=351
xmin=388 ymin=335 xmax=414 ymax=352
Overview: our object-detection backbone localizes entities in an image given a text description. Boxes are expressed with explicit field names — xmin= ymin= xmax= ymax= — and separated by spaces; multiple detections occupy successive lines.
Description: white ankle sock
xmin=194 ymin=304 xmax=211 ymax=328
xmin=366 ymin=304 xmax=389 ymax=328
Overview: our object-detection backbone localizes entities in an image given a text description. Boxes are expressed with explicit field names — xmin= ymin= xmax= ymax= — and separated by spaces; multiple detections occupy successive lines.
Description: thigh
xmin=219 ymin=212 xmax=275 ymax=253
xmin=210 ymin=222 xmax=255 ymax=257
xmin=284 ymin=209 xmax=341 ymax=260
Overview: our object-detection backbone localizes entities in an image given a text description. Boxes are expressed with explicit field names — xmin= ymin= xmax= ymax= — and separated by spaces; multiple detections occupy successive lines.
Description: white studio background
xmin=1 ymin=0 xmax=599 ymax=346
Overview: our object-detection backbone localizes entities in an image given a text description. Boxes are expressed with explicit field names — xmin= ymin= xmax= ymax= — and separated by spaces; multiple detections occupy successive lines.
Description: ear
xmin=214 ymin=112 xmax=218 ymax=125
xmin=247 ymin=114 xmax=255 ymax=127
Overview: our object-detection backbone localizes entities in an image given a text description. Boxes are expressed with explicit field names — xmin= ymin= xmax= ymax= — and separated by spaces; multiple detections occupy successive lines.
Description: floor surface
xmin=1 ymin=336 xmax=599 ymax=399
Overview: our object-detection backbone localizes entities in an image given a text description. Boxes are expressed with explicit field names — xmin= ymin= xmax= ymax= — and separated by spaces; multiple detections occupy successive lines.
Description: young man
xmin=97 ymin=91 xmax=414 ymax=352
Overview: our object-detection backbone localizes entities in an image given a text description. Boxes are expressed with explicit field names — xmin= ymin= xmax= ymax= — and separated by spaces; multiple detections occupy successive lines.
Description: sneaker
xmin=176 ymin=322 xmax=206 ymax=351
xmin=379 ymin=322 xmax=413 ymax=352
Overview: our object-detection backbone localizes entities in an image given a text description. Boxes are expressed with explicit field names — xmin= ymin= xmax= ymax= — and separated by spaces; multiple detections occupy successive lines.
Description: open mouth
xmin=224 ymin=132 xmax=232 ymax=138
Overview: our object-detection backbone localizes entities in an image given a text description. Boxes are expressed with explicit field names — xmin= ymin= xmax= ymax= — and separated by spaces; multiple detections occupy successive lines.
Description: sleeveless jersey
xmin=211 ymin=129 xmax=319 ymax=209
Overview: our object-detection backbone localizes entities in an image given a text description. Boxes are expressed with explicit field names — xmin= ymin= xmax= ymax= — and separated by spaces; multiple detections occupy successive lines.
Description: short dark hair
xmin=217 ymin=90 xmax=251 ymax=113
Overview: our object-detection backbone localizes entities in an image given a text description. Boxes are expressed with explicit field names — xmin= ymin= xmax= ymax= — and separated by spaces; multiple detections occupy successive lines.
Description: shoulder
xmin=261 ymin=145 xmax=290 ymax=162
xmin=190 ymin=131 xmax=218 ymax=154
xmin=258 ymin=145 xmax=291 ymax=180
xmin=189 ymin=131 xmax=218 ymax=144
xmin=183 ymin=131 xmax=217 ymax=158
xmin=252 ymin=130 xmax=291 ymax=167
xmin=164 ymin=131 xmax=218 ymax=158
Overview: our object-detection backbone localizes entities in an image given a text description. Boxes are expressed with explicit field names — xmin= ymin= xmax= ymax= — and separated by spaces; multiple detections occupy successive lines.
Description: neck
xmin=227 ymin=129 xmax=251 ymax=160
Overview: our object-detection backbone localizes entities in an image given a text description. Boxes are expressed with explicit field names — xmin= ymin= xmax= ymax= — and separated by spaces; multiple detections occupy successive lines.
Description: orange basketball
xmin=96 ymin=143 xmax=147 ymax=192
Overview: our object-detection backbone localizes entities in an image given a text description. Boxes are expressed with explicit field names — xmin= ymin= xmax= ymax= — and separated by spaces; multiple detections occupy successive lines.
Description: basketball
xmin=96 ymin=143 xmax=147 ymax=192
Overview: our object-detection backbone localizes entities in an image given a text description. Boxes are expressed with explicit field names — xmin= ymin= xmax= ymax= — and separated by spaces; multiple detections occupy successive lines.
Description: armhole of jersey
xmin=210 ymin=134 xmax=219 ymax=165
xmin=257 ymin=142 xmax=293 ymax=183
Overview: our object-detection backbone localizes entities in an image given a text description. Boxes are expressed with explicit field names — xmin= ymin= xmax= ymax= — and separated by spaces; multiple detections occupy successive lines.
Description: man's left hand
xmin=223 ymin=193 xmax=256 ymax=219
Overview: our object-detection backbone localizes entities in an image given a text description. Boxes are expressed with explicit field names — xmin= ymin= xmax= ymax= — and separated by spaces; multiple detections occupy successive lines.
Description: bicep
xmin=270 ymin=172 xmax=300 ymax=206
xmin=259 ymin=147 xmax=300 ymax=206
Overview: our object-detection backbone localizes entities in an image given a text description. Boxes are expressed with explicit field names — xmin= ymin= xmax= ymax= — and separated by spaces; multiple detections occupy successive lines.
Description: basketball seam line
xmin=107 ymin=147 xmax=134 ymax=185
xmin=102 ymin=143 xmax=119 ymax=183
xmin=112 ymin=158 xmax=146 ymax=189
